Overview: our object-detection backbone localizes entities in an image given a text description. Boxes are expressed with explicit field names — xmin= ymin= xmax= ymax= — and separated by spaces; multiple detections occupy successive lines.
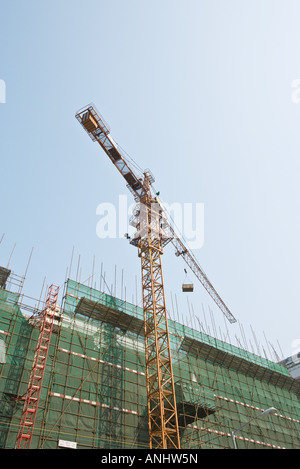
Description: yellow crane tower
xmin=75 ymin=104 xmax=236 ymax=449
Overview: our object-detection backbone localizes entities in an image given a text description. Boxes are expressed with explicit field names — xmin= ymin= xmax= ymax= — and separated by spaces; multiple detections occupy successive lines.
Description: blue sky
xmin=1 ymin=0 xmax=300 ymax=359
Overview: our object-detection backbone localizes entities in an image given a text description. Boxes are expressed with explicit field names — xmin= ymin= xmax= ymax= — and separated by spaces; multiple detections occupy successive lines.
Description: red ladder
xmin=15 ymin=284 xmax=59 ymax=449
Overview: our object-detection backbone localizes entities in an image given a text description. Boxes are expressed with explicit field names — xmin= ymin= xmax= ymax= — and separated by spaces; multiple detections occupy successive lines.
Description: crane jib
xmin=76 ymin=105 xmax=146 ymax=200
xmin=75 ymin=104 xmax=236 ymax=325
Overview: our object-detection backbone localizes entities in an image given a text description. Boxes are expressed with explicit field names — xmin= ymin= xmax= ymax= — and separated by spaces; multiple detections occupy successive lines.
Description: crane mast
xmin=134 ymin=175 xmax=180 ymax=449
xmin=75 ymin=103 xmax=236 ymax=449
xmin=76 ymin=104 xmax=180 ymax=448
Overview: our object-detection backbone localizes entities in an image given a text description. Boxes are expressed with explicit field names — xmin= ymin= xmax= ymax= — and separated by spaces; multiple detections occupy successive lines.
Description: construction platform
xmin=0 ymin=273 xmax=299 ymax=449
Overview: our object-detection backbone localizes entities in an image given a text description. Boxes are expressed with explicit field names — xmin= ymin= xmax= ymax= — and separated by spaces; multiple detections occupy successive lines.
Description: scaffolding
xmin=0 ymin=276 xmax=299 ymax=449
xmin=15 ymin=284 xmax=60 ymax=448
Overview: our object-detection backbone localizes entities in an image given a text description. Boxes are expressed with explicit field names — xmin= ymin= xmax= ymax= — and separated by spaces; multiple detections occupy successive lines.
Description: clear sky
xmin=0 ymin=0 xmax=300 ymax=359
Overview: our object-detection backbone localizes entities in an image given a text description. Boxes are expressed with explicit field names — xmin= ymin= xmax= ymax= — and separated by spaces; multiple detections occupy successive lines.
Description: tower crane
xmin=75 ymin=104 xmax=236 ymax=450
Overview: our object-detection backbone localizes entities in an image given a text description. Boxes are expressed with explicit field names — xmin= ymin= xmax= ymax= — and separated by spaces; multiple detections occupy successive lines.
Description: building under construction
xmin=0 ymin=265 xmax=299 ymax=450
xmin=1 ymin=103 xmax=300 ymax=450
